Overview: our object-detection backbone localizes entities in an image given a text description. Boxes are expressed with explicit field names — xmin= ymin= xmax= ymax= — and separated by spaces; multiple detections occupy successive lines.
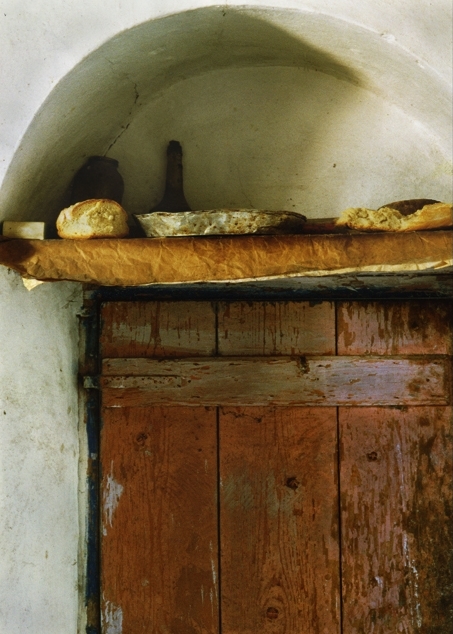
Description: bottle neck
xmin=151 ymin=141 xmax=190 ymax=211
xmin=164 ymin=148 xmax=183 ymax=193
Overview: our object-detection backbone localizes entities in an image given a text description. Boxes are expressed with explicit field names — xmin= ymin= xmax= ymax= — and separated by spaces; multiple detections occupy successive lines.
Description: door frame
xmin=79 ymin=278 xmax=452 ymax=634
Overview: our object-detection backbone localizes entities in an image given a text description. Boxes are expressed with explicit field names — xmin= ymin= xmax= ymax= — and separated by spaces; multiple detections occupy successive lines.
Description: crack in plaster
xmin=104 ymin=60 xmax=140 ymax=154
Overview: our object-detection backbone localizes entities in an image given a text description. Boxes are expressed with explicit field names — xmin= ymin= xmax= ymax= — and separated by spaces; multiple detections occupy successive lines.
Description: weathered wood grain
xmin=101 ymin=406 xmax=219 ymax=633
xmin=101 ymin=355 xmax=450 ymax=407
xmin=97 ymin=298 xmax=453 ymax=633
xmin=100 ymin=301 xmax=216 ymax=358
xmin=340 ymin=406 xmax=453 ymax=633
xmin=337 ymin=300 xmax=453 ymax=355
xmin=219 ymin=406 xmax=340 ymax=634
xmin=217 ymin=301 xmax=335 ymax=355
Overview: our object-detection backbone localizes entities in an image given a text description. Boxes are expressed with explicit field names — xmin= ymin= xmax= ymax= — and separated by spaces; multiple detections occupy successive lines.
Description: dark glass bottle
xmin=69 ymin=156 xmax=124 ymax=204
xmin=151 ymin=141 xmax=191 ymax=212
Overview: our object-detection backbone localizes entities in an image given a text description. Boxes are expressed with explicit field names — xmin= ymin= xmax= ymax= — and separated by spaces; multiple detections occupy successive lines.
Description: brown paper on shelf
xmin=0 ymin=232 xmax=451 ymax=287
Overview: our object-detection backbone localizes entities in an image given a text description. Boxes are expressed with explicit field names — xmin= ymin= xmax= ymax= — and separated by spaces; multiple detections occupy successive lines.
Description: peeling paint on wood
xmin=102 ymin=463 xmax=123 ymax=536
xmin=101 ymin=355 xmax=450 ymax=407
xmin=102 ymin=600 xmax=123 ymax=634
xmin=100 ymin=406 xmax=219 ymax=632
xmin=100 ymin=301 xmax=216 ymax=358
xmin=217 ymin=301 xmax=335 ymax=355
xmin=337 ymin=300 xmax=453 ymax=355
xmin=340 ymin=406 xmax=453 ymax=633
xmin=98 ymin=299 xmax=452 ymax=633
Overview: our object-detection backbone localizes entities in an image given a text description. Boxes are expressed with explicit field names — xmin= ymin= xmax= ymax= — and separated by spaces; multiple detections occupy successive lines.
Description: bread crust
xmin=336 ymin=202 xmax=452 ymax=232
xmin=56 ymin=199 xmax=129 ymax=239
xmin=399 ymin=202 xmax=453 ymax=231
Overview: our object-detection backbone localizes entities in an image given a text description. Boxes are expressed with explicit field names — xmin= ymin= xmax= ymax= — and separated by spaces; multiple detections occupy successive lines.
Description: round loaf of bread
xmin=56 ymin=199 xmax=129 ymax=239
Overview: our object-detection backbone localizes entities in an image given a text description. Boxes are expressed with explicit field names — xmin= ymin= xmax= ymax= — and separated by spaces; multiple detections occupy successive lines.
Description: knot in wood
xmin=366 ymin=451 xmax=378 ymax=462
xmin=135 ymin=432 xmax=148 ymax=445
xmin=286 ymin=477 xmax=300 ymax=490
xmin=266 ymin=607 xmax=279 ymax=620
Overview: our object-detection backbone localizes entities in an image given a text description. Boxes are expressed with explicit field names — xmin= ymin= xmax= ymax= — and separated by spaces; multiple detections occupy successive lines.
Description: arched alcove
xmin=0 ymin=6 xmax=451 ymax=634
xmin=0 ymin=5 xmax=451 ymax=226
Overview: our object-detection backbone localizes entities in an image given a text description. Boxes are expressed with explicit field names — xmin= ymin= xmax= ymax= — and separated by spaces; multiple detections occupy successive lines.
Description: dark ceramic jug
xmin=70 ymin=156 xmax=124 ymax=204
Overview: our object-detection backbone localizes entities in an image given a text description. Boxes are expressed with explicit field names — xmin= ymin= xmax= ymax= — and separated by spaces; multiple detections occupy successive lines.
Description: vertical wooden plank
xmin=101 ymin=406 xmax=219 ymax=633
xmin=219 ymin=406 xmax=340 ymax=634
xmin=218 ymin=301 xmax=335 ymax=355
xmin=340 ymin=406 xmax=453 ymax=633
xmin=337 ymin=300 xmax=453 ymax=355
xmin=100 ymin=301 xmax=216 ymax=358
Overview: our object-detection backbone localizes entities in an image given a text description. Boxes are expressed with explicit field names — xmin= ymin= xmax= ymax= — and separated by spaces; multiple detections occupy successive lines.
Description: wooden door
xmin=98 ymin=300 xmax=452 ymax=633
xmin=337 ymin=301 xmax=453 ymax=633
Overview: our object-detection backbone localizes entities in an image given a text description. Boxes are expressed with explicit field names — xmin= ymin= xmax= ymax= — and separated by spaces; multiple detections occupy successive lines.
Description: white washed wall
xmin=0 ymin=270 xmax=81 ymax=632
xmin=0 ymin=1 xmax=451 ymax=633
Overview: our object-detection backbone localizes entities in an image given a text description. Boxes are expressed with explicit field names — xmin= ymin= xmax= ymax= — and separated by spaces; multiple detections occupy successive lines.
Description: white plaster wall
xmin=0 ymin=0 xmax=451 ymax=180
xmin=1 ymin=4 xmax=452 ymax=223
xmin=0 ymin=269 xmax=81 ymax=633
xmin=0 ymin=2 xmax=451 ymax=634
xmin=115 ymin=66 xmax=450 ymax=217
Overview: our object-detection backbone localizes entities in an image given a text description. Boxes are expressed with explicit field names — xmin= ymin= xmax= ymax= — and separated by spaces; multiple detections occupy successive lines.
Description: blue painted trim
xmin=80 ymin=301 xmax=101 ymax=634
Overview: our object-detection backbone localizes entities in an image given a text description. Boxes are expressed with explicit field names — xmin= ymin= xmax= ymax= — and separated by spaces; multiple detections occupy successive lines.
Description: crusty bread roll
xmin=336 ymin=202 xmax=452 ymax=232
xmin=399 ymin=202 xmax=453 ymax=231
xmin=56 ymin=199 xmax=129 ymax=239
xmin=380 ymin=198 xmax=439 ymax=215
xmin=336 ymin=207 xmax=402 ymax=231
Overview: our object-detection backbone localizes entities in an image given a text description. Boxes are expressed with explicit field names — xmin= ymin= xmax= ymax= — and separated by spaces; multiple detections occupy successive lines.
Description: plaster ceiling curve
xmin=0 ymin=5 xmax=451 ymax=224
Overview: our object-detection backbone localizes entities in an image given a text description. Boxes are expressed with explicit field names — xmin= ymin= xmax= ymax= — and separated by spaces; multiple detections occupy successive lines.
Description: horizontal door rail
xmin=100 ymin=355 xmax=451 ymax=407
